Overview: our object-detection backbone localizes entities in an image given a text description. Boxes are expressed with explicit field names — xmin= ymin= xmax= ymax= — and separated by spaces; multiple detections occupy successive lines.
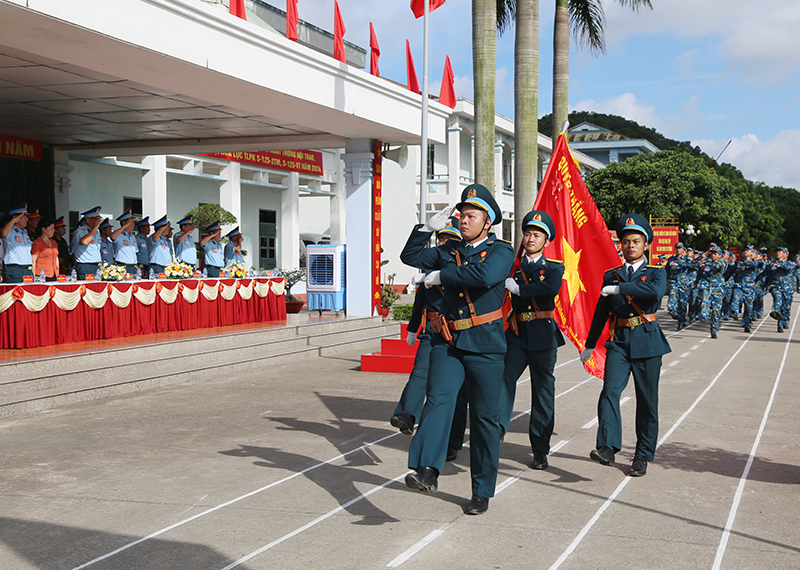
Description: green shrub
xmin=391 ymin=303 xmax=414 ymax=321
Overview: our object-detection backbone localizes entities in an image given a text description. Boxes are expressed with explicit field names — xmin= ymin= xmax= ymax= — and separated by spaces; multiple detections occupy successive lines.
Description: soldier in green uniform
xmin=400 ymin=184 xmax=514 ymax=515
xmin=580 ymin=214 xmax=671 ymax=477
xmin=501 ymin=211 xmax=565 ymax=470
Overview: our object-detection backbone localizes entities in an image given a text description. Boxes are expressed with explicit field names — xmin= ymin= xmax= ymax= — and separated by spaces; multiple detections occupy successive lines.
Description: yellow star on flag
xmin=561 ymin=236 xmax=586 ymax=304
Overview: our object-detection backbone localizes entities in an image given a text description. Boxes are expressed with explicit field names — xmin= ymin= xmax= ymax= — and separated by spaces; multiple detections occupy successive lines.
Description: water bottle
xmin=148 ymin=268 xmax=154 ymax=280
xmin=202 ymin=267 xmax=208 ymax=279
xmin=95 ymin=268 xmax=102 ymax=281
xmin=136 ymin=267 xmax=142 ymax=280
xmin=39 ymin=270 xmax=46 ymax=283
xmin=70 ymin=268 xmax=77 ymax=282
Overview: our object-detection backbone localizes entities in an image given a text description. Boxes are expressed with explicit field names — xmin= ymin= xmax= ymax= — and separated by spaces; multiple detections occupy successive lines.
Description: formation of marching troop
xmin=663 ymin=242 xmax=799 ymax=337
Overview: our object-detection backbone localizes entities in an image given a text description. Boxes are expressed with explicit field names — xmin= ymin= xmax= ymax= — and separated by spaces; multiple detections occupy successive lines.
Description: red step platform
xmin=361 ymin=329 xmax=418 ymax=373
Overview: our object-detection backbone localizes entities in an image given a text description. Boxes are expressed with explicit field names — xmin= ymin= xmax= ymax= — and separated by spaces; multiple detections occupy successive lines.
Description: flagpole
xmin=419 ymin=0 xmax=429 ymax=224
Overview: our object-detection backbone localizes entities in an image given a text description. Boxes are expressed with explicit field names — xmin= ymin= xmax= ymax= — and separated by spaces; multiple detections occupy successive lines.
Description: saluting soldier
xmin=113 ymin=209 xmax=138 ymax=274
xmin=224 ymin=226 xmax=245 ymax=266
xmin=174 ymin=216 xmax=197 ymax=267
xmin=391 ymin=218 xmax=462 ymax=435
xmin=1 ymin=203 xmax=34 ymax=283
xmin=135 ymin=217 xmax=151 ymax=271
xmin=147 ymin=215 xmax=173 ymax=275
xmin=98 ymin=218 xmax=115 ymax=266
xmin=71 ymin=207 xmax=103 ymax=280
xmin=580 ymin=214 xmax=671 ymax=477
xmin=400 ymin=184 xmax=514 ymax=515
xmin=501 ymin=211 xmax=565 ymax=470
xmin=201 ymin=221 xmax=224 ymax=277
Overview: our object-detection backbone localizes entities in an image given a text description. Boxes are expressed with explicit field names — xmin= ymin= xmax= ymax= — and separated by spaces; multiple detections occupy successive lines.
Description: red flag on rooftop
xmin=410 ymin=0 xmax=445 ymax=18
xmin=406 ymin=40 xmax=420 ymax=93
xmin=286 ymin=0 xmax=298 ymax=41
xmin=369 ymin=23 xmax=380 ymax=76
xmin=229 ymin=0 xmax=246 ymax=20
xmin=438 ymin=56 xmax=456 ymax=108
xmin=334 ymin=1 xmax=346 ymax=63
xmin=534 ymin=133 xmax=620 ymax=379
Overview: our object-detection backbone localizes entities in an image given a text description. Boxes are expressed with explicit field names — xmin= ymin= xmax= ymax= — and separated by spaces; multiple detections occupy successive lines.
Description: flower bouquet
xmin=165 ymin=261 xmax=195 ymax=279
xmin=100 ymin=262 xmax=129 ymax=282
xmin=224 ymin=261 xmax=247 ymax=279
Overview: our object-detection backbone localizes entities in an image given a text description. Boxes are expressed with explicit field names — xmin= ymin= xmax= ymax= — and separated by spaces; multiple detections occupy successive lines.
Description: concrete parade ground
xmin=1 ymin=299 xmax=798 ymax=570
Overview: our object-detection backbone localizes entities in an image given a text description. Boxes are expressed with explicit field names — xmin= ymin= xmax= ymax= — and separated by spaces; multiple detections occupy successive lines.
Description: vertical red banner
xmin=651 ymin=226 xmax=679 ymax=260
xmin=372 ymin=140 xmax=383 ymax=315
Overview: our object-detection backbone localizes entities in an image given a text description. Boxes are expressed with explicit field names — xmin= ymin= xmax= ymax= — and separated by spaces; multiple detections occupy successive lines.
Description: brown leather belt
xmin=446 ymin=308 xmax=504 ymax=331
xmin=615 ymin=314 xmax=656 ymax=328
xmin=514 ymin=310 xmax=555 ymax=322
xmin=426 ymin=311 xmax=439 ymax=320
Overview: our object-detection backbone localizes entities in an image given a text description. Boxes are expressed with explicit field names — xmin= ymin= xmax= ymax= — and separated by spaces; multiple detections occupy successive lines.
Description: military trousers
xmin=597 ymin=349 xmax=662 ymax=462
xmin=673 ymin=283 xmax=692 ymax=328
xmin=408 ymin=343 xmax=504 ymax=498
xmin=771 ymin=288 xmax=793 ymax=328
xmin=501 ymin=343 xmax=558 ymax=454
xmin=701 ymin=285 xmax=723 ymax=335
xmin=393 ymin=333 xmax=432 ymax=421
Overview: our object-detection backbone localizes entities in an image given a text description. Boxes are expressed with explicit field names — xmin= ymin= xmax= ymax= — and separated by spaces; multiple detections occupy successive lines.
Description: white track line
xmin=547 ymin=314 xmax=770 ymax=570
xmin=712 ymin=309 xmax=798 ymax=569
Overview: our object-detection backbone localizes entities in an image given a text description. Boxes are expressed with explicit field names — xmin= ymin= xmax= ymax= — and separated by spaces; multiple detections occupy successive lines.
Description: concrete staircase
xmin=0 ymin=316 xmax=400 ymax=418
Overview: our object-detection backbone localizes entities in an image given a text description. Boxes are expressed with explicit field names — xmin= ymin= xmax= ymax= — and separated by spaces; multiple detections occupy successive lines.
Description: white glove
xmin=601 ymin=285 xmax=620 ymax=297
xmin=421 ymin=205 xmax=457 ymax=233
xmin=411 ymin=273 xmax=426 ymax=286
xmin=580 ymin=348 xmax=594 ymax=363
xmin=406 ymin=331 xmax=417 ymax=346
xmin=505 ymin=277 xmax=520 ymax=296
xmin=423 ymin=270 xmax=442 ymax=288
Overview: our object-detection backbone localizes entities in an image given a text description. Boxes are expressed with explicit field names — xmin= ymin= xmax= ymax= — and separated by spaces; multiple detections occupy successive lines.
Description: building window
xmin=259 ymin=210 xmax=276 ymax=224
xmin=427 ymin=144 xmax=435 ymax=179
xmin=123 ymin=197 xmax=142 ymax=216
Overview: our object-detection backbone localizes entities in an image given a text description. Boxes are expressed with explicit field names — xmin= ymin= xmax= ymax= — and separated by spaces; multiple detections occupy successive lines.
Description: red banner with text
xmin=0 ymin=135 xmax=42 ymax=161
xmin=651 ymin=226 xmax=679 ymax=261
xmin=201 ymin=150 xmax=323 ymax=176
xmin=372 ymin=141 xmax=383 ymax=315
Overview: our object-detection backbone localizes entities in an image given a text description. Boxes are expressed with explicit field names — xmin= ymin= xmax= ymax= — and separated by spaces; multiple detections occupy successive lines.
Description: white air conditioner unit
xmin=306 ymin=244 xmax=346 ymax=313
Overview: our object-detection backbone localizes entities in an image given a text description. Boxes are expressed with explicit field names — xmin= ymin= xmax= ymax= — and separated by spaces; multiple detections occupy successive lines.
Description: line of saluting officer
xmin=665 ymin=241 xmax=797 ymax=336
xmin=394 ymin=184 xmax=670 ymax=515
xmin=0 ymin=202 xmax=245 ymax=283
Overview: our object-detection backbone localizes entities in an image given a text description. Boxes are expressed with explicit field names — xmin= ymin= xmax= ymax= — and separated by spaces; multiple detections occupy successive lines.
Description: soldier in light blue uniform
xmin=391 ymin=218 xmax=461 ymax=436
xmin=174 ymin=216 xmax=197 ymax=267
xmin=98 ymin=218 xmax=115 ymax=266
xmin=699 ymin=245 xmax=725 ymax=338
xmin=501 ymin=211 xmax=565 ymax=470
xmin=581 ymin=214 xmax=671 ymax=477
xmin=135 ymin=217 xmax=151 ymax=270
xmin=71 ymin=206 xmax=104 ymax=280
xmin=147 ymin=215 xmax=173 ymax=274
xmin=201 ymin=221 xmax=224 ymax=277
xmin=113 ymin=209 xmax=138 ymax=274
xmin=1 ymin=203 xmax=34 ymax=283
xmin=400 ymin=184 xmax=514 ymax=515
xmin=224 ymin=226 xmax=245 ymax=266
xmin=768 ymin=246 xmax=795 ymax=333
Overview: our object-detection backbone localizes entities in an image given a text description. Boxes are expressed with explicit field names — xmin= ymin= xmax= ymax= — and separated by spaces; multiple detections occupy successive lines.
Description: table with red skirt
xmin=0 ymin=278 xmax=287 ymax=350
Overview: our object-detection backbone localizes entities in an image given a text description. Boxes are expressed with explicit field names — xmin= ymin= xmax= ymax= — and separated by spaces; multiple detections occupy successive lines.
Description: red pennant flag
xmin=229 ymin=0 xmax=246 ymax=20
xmin=286 ymin=0 xmax=298 ymax=41
xmin=438 ymin=56 xmax=456 ymax=108
xmin=334 ymin=1 xmax=346 ymax=63
xmin=534 ymin=133 xmax=621 ymax=379
xmin=406 ymin=40 xmax=420 ymax=93
xmin=369 ymin=23 xmax=380 ymax=76
xmin=410 ymin=0 xmax=446 ymax=19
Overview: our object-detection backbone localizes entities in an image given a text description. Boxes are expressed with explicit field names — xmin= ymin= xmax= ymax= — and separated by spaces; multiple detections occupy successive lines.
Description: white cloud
xmin=572 ymin=92 xmax=663 ymax=130
xmin=694 ymin=131 xmax=800 ymax=191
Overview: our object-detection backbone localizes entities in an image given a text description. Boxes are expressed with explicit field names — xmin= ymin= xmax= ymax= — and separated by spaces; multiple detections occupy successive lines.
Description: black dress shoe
xmin=629 ymin=456 xmax=648 ymax=477
xmin=770 ymin=310 xmax=779 ymax=320
xmin=390 ymin=413 xmax=415 ymax=435
xmin=744 ymin=325 xmax=751 ymax=333
xmin=405 ymin=467 xmax=438 ymax=493
xmin=465 ymin=494 xmax=489 ymax=515
xmin=590 ymin=446 xmax=615 ymax=466
xmin=531 ymin=451 xmax=549 ymax=470
xmin=711 ymin=333 xmax=718 ymax=339
xmin=778 ymin=326 xmax=784 ymax=333
xmin=445 ymin=446 xmax=458 ymax=462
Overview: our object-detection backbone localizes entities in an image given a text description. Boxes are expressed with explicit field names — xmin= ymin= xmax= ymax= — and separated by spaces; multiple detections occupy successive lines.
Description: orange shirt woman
xmin=31 ymin=220 xmax=59 ymax=279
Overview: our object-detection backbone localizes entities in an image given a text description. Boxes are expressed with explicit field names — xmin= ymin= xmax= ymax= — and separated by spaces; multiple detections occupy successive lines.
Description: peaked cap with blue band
xmin=117 ymin=208 xmax=133 ymax=223
xmin=456 ymin=183 xmax=502 ymax=226
xmin=136 ymin=216 xmax=150 ymax=228
xmin=436 ymin=216 xmax=462 ymax=239
xmin=226 ymin=226 xmax=241 ymax=239
xmin=153 ymin=215 xmax=169 ymax=229
xmin=99 ymin=218 xmax=112 ymax=231
xmin=81 ymin=206 xmax=102 ymax=219
xmin=521 ymin=210 xmax=555 ymax=241
xmin=177 ymin=216 xmax=193 ymax=227
xmin=206 ymin=220 xmax=222 ymax=233
xmin=616 ymin=213 xmax=653 ymax=244
xmin=9 ymin=203 xmax=28 ymax=216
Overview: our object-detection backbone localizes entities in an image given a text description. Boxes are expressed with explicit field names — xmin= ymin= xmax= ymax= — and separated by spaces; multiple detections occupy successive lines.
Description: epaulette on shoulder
xmin=606 ymin=265 xmax=623 ymax=272
xmin=496 ymin=238 xmax=512 ymax=245
xmin=547 ymin=259 xmax=564 ymax=264
xmin=646 ymin=264 xmax=662 ymax=268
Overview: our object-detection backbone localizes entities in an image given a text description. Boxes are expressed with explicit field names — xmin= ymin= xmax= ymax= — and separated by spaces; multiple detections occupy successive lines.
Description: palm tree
xmin=552 ymin=0 xmax=653 ymax=138
xmin=473 ymin=0 xmax=497 ymax=190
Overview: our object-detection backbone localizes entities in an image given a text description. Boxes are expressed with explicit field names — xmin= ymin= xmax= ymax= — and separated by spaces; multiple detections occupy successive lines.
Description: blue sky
xmin=276 ymin=0 xmax=800 ymax=191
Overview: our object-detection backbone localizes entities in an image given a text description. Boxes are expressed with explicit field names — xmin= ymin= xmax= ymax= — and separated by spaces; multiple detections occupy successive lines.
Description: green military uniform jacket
xmin=508 ymin=255 xmax=566 ymax=352
xmin=586 ymin=263 xmax=671 ymax=359
xmin=401 ymin=225 xmax=515 ymax=354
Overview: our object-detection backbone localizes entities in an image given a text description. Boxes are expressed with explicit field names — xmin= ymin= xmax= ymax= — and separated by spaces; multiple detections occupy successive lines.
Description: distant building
xmin=567 ymin=122 xmax=660 ymax=165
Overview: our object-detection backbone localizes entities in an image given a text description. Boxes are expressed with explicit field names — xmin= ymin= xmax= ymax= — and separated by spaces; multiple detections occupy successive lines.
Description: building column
xmin=280 ymin=171 xmax=300 ymax=269
xmin=510 ymin=149 xmax=516 ymax=192
xmin=53 ymin=150 xmax=72 ymax=232
xmin=447 ymin=119 xmax=461 ymax=199
xmin=329 ymin=149 xmax=346 ymax=244
xmin=220 ymin=161 xmax=242 ymax=232
xmin=342 ymin=138 xmax=374 ymax=317
xmin=142 ymin=155 xmax=167 ymax=220
xmin=494 ymin=138 xmax=504 ymax=195
xmin=609 ymin=148 xmax=619 ymax=163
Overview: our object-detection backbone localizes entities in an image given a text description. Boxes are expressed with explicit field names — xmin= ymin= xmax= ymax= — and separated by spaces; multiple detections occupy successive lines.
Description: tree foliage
xmin=185 ymin=204 xmax=237 ymax=234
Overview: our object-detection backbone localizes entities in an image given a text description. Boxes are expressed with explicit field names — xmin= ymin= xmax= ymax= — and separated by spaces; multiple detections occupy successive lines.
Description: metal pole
xmin=419 ymin=0 xmax=429 ymax=224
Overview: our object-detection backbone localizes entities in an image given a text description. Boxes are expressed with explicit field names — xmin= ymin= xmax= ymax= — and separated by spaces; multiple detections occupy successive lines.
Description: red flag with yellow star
xmin=533 ymin=133 xmax=620 ymax=379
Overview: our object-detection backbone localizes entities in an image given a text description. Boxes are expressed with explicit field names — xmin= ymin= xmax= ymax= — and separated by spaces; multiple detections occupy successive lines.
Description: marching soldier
xmin=580 ymin=214 xmax=671 ymax=477
xmin=400 ymin=184 xmax=514 ymax=515
xmin=768 ymin=247 xmax=795 ymax=333
xmin=698 ymin=245 xmax=725 ymax=338
xmin=500 ymin=211 xmax=565 ymax=470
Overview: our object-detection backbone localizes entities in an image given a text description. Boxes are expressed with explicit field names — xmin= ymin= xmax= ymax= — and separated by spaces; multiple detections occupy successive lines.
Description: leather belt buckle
xmin=628 ymin=316 xmax=642 ymax=327
xmin=520 ymin=312 xmax=536 ymax=322
xmin=453 ymin=318 xmax=472 ymax=330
